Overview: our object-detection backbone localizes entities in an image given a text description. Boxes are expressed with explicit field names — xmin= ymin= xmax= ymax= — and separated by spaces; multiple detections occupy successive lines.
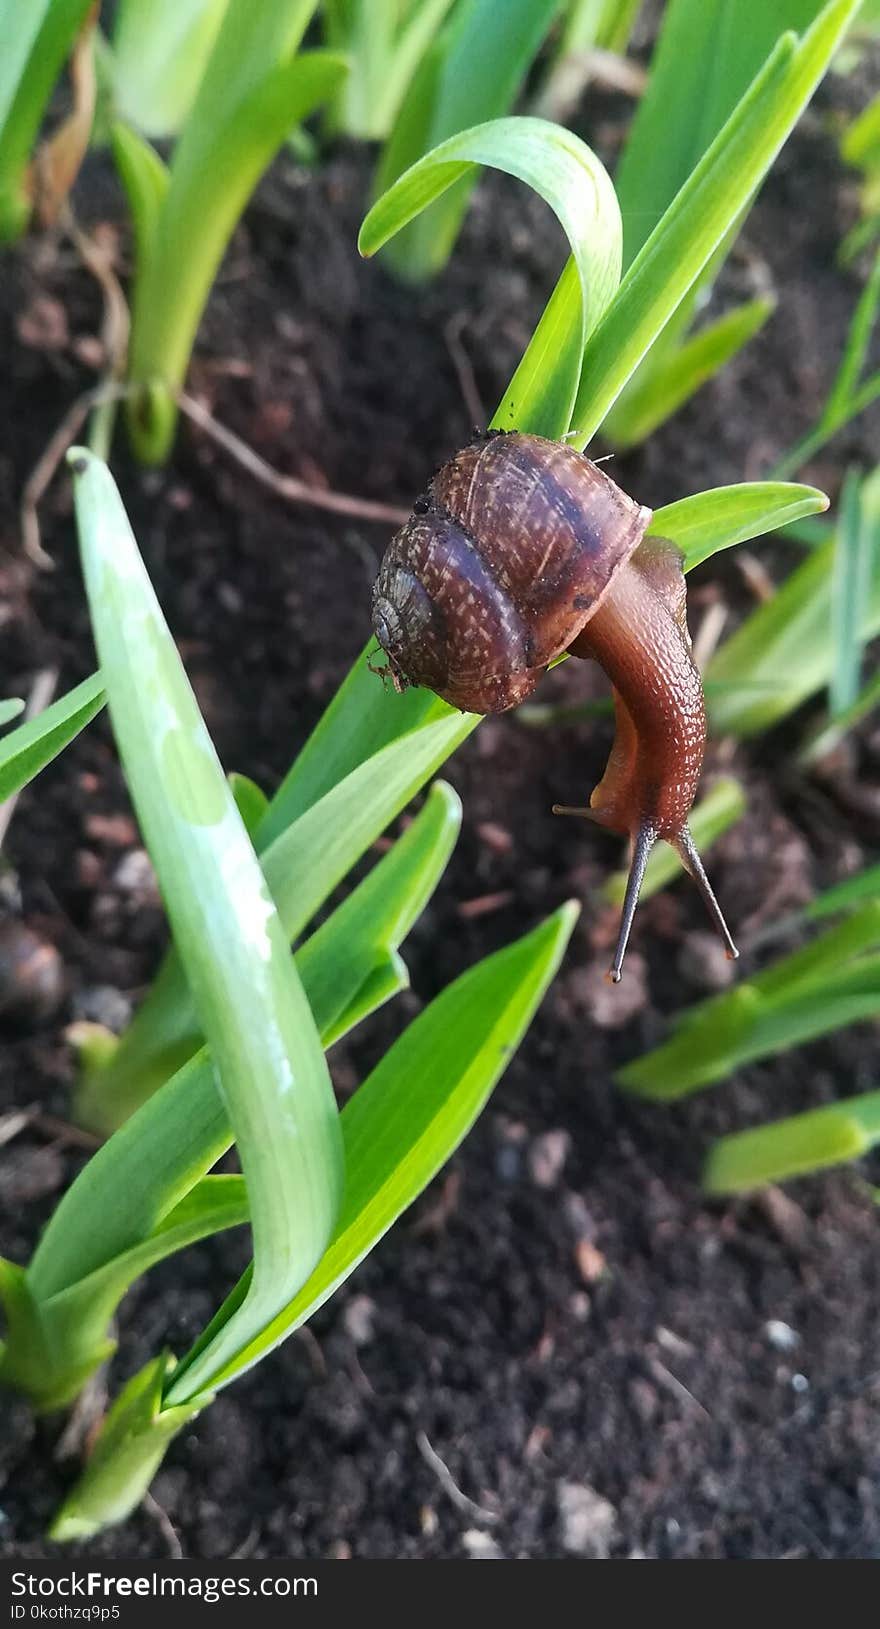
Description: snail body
xmin=371 ymin=431 xmax=737 ymax=980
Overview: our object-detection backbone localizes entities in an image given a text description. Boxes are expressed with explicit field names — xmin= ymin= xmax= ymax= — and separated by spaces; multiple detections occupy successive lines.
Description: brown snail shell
xmin=371 ymin=430 xmax=737 ymax=981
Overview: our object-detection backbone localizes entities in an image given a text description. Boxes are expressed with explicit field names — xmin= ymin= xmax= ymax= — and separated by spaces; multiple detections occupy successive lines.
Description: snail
xmin=371 ymin=430 xmax=738 ymax=982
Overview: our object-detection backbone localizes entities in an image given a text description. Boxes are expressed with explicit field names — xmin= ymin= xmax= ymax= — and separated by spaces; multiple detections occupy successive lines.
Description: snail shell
xmin=372 ymin=431 xmax=651 ymax=713
xmin=371 ymin=430 xmax=737 ymax=981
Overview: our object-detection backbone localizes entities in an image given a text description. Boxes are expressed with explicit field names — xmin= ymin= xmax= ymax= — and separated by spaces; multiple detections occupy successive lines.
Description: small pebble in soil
xmin=113 ymin=847 xmax=159 ymax=898
xmin=461 ymin=1529 xmax=504 ymax=1560
xmin=72 ymin=984 xmax=133 ymax=1034
xmin=575 ymin=1238 xmax=607 ymax=1285
xmin=343 ymin=1294 xmax=377 ymax=1348
xmin=527 ymin=1129 xmax=572 ymax=1189
xmin=564 ymin=953 xmax=648 ymax=1029
xmin=764 ymin=1318 xmax=800 ymax=1352
xmin=476 ymin=821 xmax=513 ymax=856
xmin=556 ymin=1481 xmax=619 ymax=1558
xmin=677 ymin=929 xmax=738 ymax=991
xmin=15 ymin=293 xmax=68 ymax=350
xmin=0 ymin=919 xmax=65 ymax=1027
xmin=85 ymin=813 xmax=138 ymax=847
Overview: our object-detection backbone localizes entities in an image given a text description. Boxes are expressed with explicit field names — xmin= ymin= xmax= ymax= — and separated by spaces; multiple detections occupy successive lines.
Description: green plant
xmin=772 ymin=246 xmax=880 ymax=478
xmin=2 ymin=0 xmax=859 ymax=1535
xmin=0 ymin=673 xmax=105 ymax=803
xmin=841 ymin=90 xmax=880 ymax=261
xmin=372 ymin=0 xmax=565 ymax=284
xmin=707 ymin=462 xmax=880 ymax=741
xmin=0 ymin=0 xmax=96 ymax=241
xmin=321 ymin=0 xmax=459 ymax=141
xmin=534 ymin=0 xmax=645 ymax=122
xmin=614 ymin=861 xmax=880 ymax=1196
xmin=618 ymin=892 xmax=880 ymax=1102
xmin=704 ymin=1091 xmax=880 ymax=1194
xmin=0 ymin=450 xmax=578 ymax=1538
xmin=586 ymin=0 xmax=832 ymax=447
xmin=102 ymin=0 xmax=231 ymax=140
xmin=110 ymin=0 xmax=347 ymax=463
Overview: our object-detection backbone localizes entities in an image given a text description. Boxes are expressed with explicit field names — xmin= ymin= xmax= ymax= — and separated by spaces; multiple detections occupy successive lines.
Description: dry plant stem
xmin=21 ymin=204 xmax=131 ymax=564
xmin=20 ymin=382 xmax=130 ymax=566
xmin=177 ymin=392 xmax=411 ymax=527
xmin=415 ymin=1430 xmax=500 ymax=1524
xmin=29 ymin=5 xmax=99 ymax=230
xmin=444 ymin=312 xmax=485 ymax=426
xmin=60 ymin=205 xmax=131 ymax=462
xmin=0 ymin=668 xmax=58 ymax=849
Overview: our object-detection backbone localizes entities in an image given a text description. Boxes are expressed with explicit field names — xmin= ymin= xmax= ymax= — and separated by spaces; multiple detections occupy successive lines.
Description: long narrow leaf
xmin=127 ymin=49 xmax=347 ymax=460
xmin=361 ymin=116 xmax=622 ymax=439
xmin=704 ymin=1091 xmax=880 ymax=1194
xmin=67 ymin=449 xmax=343 ymax=1389
xmin=165 ymin=901 xmax=579 ymax=1402
xmin=570 ymin=0 xmax=860 ymax=443
xmin=0 ymin=673 xmax=105 ymax=805
xmin=375 ymin=0 xmax=564 ymax=283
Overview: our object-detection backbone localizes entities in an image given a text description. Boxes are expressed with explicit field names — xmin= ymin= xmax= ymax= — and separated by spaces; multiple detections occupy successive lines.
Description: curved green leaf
xmin=67 ymin=449 xmax=343 ymax=1397
xmin=165 ymin=901 xmax=579 ymax=1401
xmin=652 ymin=480 xmax=829 ymax=572
xmin=361 ymin=115 xmax=622 ymax=438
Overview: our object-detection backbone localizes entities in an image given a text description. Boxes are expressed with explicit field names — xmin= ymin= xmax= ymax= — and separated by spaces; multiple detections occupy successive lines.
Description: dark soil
xmin=2 ymin=59 xmax=880 ymax=1561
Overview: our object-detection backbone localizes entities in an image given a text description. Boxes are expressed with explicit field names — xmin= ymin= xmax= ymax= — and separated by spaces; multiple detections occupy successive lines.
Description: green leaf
xmin=165 ymin=901 xmax=579 ymax=1401
xmin=126 ymin=41 xmax=347 ymax=462
xmin=363 ymin=115 xmax=621 ymax=441
xmin=614 ymin=0 xmax=825 ymax=267
xmin=602 ymin=777 xmax=746 ymax=909
xmin=109 ymin=0 xmax=231 ymax=138
xmin=327 ymin=0 xmax=456 ymax=140
xmin=618 ymin=903 xmax=880 ymax=1100
xmin=0 ymin=1177 xmax=248 ymax=1412
xmin=296 ymin=780 xmax=462 ymax=1049
xmin=571 ymin=0 xmax=861 ymax=444
xmin=49 ymin=787 xmax=461 ymax=1312
xmin=704 ymin=1090 xmax=880 ymax=1194
xmin=707 ymin=491 xmax=880 ymax=737
xmin=79 ymin=708 xmax=476 ymax=1126
xmin=67 ymin=448 xmax=342 ymax=1397
xmin=843 ymin=90 xmax=880 ymax=170
xmin=228 ymin=770 xmax=269 ymax=836
xmin=803 ymin=863 xmax=880 ymax=921
xmin=0 ymin=673 xmax=105 ymax=805
xmin=604 ymin=296 xmax=775 ymax=449
xmin=49 ymin=1354 xmax=206 ymax=1542
xmin=830 ymin=468 xmax=876 ymax=717
xmin=652 ymin=480 xmax=829 ymax=571
xmin=363 ymin=115 xmax=620 ymax=438
xmin=0 ymin=699 xmax=25 ymax=728
xmin=0 ymin=0 xmax=95 ymax=240
xmin=111 ymin=122 xmax=170 ymax=282
xmin=374 ymin=0 xmax=565 ymax=283
xmin=257 ymin=645 xmax=460 ymax=848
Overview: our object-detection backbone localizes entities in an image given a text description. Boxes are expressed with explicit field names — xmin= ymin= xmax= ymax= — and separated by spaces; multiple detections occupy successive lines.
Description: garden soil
xmin=1 ymin=67 xmax=879 ymax=1559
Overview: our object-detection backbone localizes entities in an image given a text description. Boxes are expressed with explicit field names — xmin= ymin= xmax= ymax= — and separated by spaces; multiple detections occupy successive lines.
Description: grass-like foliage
xmin=371 ymin=0 xmax=565 ymax=284
xmin=707 ymin=463 xmax=880 ymax=742
xmin=0 ymin=0 xmax=864 ymax=1541
xmin=112 ymin=0 xmax=347 ymax=463
xmin=840 ymin=88 xmax=880 ymax=262
xmin=103 ymin=0 xmax=231 ymax=141
xmin=0 ymin=0 xmax=96 ymax=241
xmin=0 ymin=452 xmax=578 ymax=1538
